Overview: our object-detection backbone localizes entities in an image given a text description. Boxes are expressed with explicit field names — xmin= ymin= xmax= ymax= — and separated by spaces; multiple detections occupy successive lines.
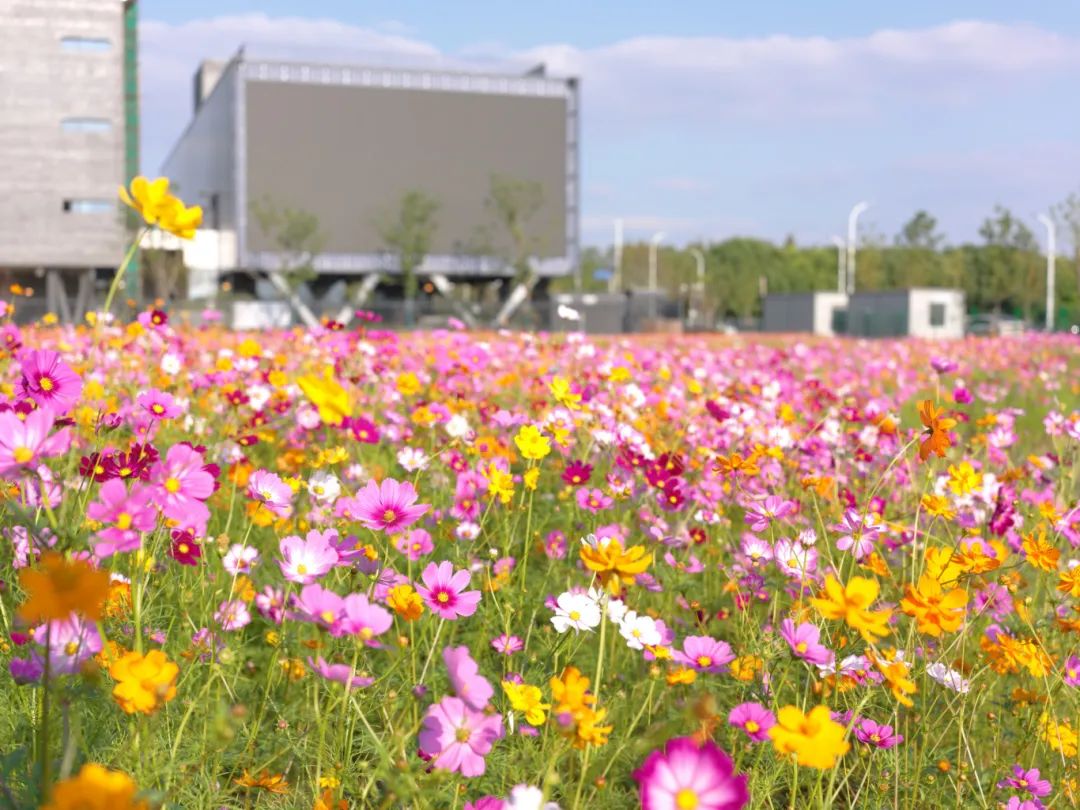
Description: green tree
xmin=1051 ymin=191 xmax=1080 ymax=326
xmin=485 ymin=174 xmax=545 ymax=287
xmin=895 ymin=210 xmax=944 ymax=250
xmin=976 ymin=205 xmax=1040 ymax=317
xmin=376 ymin=190 xmax=439 ymax=327
xmin=250 ymin=197 xmax=326 ymax=288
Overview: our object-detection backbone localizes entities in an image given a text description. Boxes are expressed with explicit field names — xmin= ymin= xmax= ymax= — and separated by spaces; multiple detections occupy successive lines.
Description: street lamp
xmin=611 ymin=218 xmax=624 ymax=293
xmin=1037 ymin=213 xmax=1056 ymax=332
xmin=689 ymin=247 xmax=706 ymax=328
xmin=846 ymin=201 xmax=870 ymax=294
xmin=831 ymin=235 xmax=846 ymax=294
xmin=648 ymin=231 xmax=666 ymax=320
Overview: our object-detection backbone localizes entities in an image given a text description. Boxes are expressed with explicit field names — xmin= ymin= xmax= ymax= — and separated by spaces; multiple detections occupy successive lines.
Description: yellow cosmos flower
xmin=549 ymin=376 xmax=581 ymax=410
xmin=502 ymin=680 xmax=551 ymax=726
xmin=119 ymin=176 xmax=202 ymax=239
xmin=42 ymin=764 xmax=148 ymax=810
xmin=769 ymin=705 xmax=850 ymax=769
xmin=297 ymin=370 xmax=352 ymax=426
xmin=900 ymin=574 xmax=968 ymax=636
xmin=109 ymin=650 xmax=179 ymax=715
xmin=579 ymin=536 xmax=652 ymax=595
xmin=810 ymin=575 xmax=892 ymax=642
xmin=514 ymin=424 xmax=551 ymax=461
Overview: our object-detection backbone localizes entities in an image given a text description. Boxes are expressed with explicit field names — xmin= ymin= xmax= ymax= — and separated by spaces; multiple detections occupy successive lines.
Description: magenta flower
xmin=998 ymin=765 xmax=1052 ymax=798
xmin=779 ymin=619 xmax=834 ymax=666
xmin=417 ymin=561 xmax=482 ymax=620
xmin=353 ymin=478 xmax=429 ymax=533
xmin=136 ymin=389 xmax=181 ymax=420
xmin=17 ymin=349 xmax=82 ymax=415
xmin=728 ymin=702 xmax=775 ymax=742
xmin=338 ymin=593 xmax=393 ymax=643
xmin=854 ymin=718 xmax=904 ymax=749
xmin=744 ymin=495 xmax=796 ymax=533
xmin=395 ymin=528 xmax=434 ymax=561
xmin=491 ymin=634 xmax=524 ymax=656
xmin=0 ymin=409 xmax=71 ymax=478
xmin=292 ymin=584 xmax=345 ymax=631
xmin=1064 ymin=654 xmax=1080 ymax=686
xmin=278 ymin=529 xmax=340 ymax=585
xmin=562 ymin=460 xmax=593 ymax=486
xmin=672 ymin=635 xmax=735 ymax=673
xmin=634 ymin=736 xmax=748 ymax=810
xmin=247 ymin=469 xmax=294 ymax=518
xmin=150 ymin=444 xmax=215 ymax=531
xmin=308 ymin=656 xmax=375 ymax=689
xmin=87 ymin=479 xmax=158 ymax=558
xmin=443 ymin=646 xmax=494 ymax=710
xmin=418 ymin=695 xmax=503 ymax=777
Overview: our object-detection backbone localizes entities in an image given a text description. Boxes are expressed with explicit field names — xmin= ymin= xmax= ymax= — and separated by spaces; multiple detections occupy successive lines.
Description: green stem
xmin=102 ymin=228 xmax=147 ymax=317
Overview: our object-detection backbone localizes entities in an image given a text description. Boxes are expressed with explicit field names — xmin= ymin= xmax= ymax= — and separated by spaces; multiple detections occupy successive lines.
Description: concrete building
xmin=762 ymin=292 xmax=849 ymax=336
xmin=161 ymin=47 xmax=579 ymax=326
xmin=0 ymin=0 xmax=138 ymax=320
xmin=847 ymin=288 xmax=965 ymax=339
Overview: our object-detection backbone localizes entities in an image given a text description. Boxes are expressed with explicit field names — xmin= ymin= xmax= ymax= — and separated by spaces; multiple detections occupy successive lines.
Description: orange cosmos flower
xmin=235 ymin=770 xmax=290 ymax=795
xmin=918 ymin=399 xmax=957 ymax=461
xmin=109 ymin=650 xmax=179 ymax=715
xmin=810 ymin=575 xmax=892 ymax=642
xmin=900 ymin=574 xmax=968 ymax=636
xmin=18 ymin=552 xmax=111 ymax=623
xmin=579 ymin=536 xmax=652 ymax=595
xmin=1022 ymin=525 xmax=1060 ymax=572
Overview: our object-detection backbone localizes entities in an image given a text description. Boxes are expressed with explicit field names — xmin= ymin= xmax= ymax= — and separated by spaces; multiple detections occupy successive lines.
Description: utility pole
xmin=846 ymin=201 xmax=870 ymax=295
xmin=1038 ymin=213 xmax=1056 ymax=331
xmin=831 ymin=235 xmax=846 ymax=294
xmin=648 ymin=231 xmax=666 ymax=320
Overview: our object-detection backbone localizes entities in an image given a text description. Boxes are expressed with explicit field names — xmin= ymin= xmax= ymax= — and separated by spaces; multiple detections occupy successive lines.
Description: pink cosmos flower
xmin=395 ymin=528 xmax=434 ymax=561
xmin=1064 ymin=654 xmax=1080 ymax=687
xmin=34 ymin=617 xmax=103 ymax=676
xmin=292 ymin=583 xmax=345 ymax=631
xmin=744 ymin=495 xmax=796 ymax=533
xmin=854 ymin=718 xmax=904 ymax=749
xmin=728 ymin=702 xmax=775 ymax=742
xmin=87 ymin=479 xmax=157 ymax=558
xmin=997 ymin=765 xmax=1052 ymax=798
xmin=779 ymin=619 xmax=834 ymax=667
xmin=215 ymin=599 xmax=251 ymax=631
xmin=338 ymin=593 xmax=393 ymax=643
xmin=136 ymin=389 xmax=181 ymax=420
xmin=491 ymin=634 xmax=524 ymax=656
xmin=576 ymin=487 xmax=613 ymax=513
xmin=17 ymin=349 xmax=82 ymax=415
xmin=222 ymin=544 xmax=259 ymax=575
xmin=418 ymin=695 xmax=503 ymax=777
xmin=634 ymin=736 xmax=748 ymax=810
xmin=307 ymin=656 xmax=375 ymax=689
xmin=0 ymin=409 xmax=71 ymax=478
xmin=417 ymin=561 xmax=482 ymax=620
xmin=255 ymin=586 xmax=285 ymax=624
xmin=278 ymin=529 xmax=340 ymax=585
xmin=672 ymin=635 xmax=735 ymax=673
xmin=834 ymin=508 xmax=881 ymax=560
xmin=150 ymin=444 xmax=215 ymax=531
xmin=353 ymin=478 xmax=429 ymax=533
xmin=247 ymin=469 xmax=294 ymax=518
xmin=443 ymin=646 xmax=493 ymax=710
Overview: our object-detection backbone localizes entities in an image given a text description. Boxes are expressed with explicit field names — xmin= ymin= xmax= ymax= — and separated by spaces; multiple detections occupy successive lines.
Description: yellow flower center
xmin=676 ymin=788 xmax=699 ymax=809
xmin=116 ymin=512 xmax=133 ymax=531
xmin=436 ymin=592 xmax=450 ymax=604
xmin=164 ymin=477 xmax=181 ymax=493
xmin=795 ymin=642 xmax=808 ymax=653
xmin=119 ymin=466 xmax=132 ymax=477
xmin=13 ymin=446 xmax=33 ymax=464
xmin=569 ymin=610 xmax=581 ymax=621
xmin=382 ymin=509 xmax=397 ymax=523
xmin=871 ymin=734 xmax=881 ymax=742
xmin=38 ymin=376 xmax=54 ymax=392
xmin=320 ymin=611 xmax=336 ymax=623
xmin=177 ymin=543 xmax=190 ymax=555
xmin=696 ymin=655 xmax=712 ymax=667
xmin=455 ymin=727 xmax=471 ymax=743
xmin=64 ymin=641 xmax=79 ymax=656
xmin=296 ymin=564 xmax=308 ymax=575
xmin=152 ymin=404 xmax=164 ymax=414
xmin=359 ymin=627 xmax=374 ymax=641
xmin=745 ymin=720 xmax=760 ymax=733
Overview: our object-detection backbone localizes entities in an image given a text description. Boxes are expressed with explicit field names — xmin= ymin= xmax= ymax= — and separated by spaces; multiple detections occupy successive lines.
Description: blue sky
xmin=140 ymin=1 xmax=1080 ymax=248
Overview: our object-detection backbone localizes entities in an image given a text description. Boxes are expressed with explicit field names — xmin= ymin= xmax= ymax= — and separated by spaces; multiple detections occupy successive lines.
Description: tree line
xmin=568 ymin=204 xmax=1080 ymax=327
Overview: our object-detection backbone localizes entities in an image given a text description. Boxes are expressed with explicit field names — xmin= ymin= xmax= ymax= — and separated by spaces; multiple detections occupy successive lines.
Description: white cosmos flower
xmin=926 ymin=662 xmax=971 ymax=694
xmin=445 ymin=414 xmax=471 ymax=439
xmin=550 ymin=592 xmax=601 ymax=634
xmin=619 ymin=610 xmax=661 ymax=650
xmin=505 ymin=784 xmax=560 ymax=810
xmin=307 ymin=471 xmax=341 ymax=503
xmin=397 ymin=446 xmax=428 ymax=472
xmin=605 ymin=597 xmax=628 ymax=625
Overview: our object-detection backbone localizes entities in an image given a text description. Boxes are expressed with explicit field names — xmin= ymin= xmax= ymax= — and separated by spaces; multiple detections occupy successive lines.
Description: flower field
xmin=0 ymin=304 xmax=1079 ymax=809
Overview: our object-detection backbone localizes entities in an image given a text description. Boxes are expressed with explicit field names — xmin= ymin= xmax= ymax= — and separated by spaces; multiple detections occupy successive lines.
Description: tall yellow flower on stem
xmin=769 ymin=704 xmax=850 ymax=768
xmin=109 ymin=649 xmax=179 ymax=715
xmin=297 ymin=368 xmax=353 ymax=426
xmin=514 ymin=424 xmax=551 ymax=461
xmin=810 ymin=575 xmax=892 ymax=641
xmin=579 ymin=535 xmax=652 ymax=595
xmin=118 ymin=176 xmax=173 ymax=226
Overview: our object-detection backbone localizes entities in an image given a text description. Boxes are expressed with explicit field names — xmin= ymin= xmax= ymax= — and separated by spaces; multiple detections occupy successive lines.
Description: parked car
xmin=967 ymin=315 xmax=1028 ymax=337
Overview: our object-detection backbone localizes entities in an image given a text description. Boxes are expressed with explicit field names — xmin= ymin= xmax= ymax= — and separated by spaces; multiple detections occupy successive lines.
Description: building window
xmin=63 ymin=199 xmax=113 ymax=214
xmin=61 ymin=117 xmax=112 ymax=133
xmin=60 ymin=36 xmax=111 ymax=52
xmin=929 ymin=302 xmax=946 ymax=327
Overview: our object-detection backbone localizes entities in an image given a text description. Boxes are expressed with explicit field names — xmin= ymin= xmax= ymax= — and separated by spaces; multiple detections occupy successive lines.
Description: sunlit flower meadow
xmin=1 ymin=179 xmax=1079 ymax=809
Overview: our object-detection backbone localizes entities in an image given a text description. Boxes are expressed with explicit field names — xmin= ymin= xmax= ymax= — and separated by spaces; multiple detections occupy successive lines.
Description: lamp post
xmin=831 ymin=235 xmax=846 ymax=294
xmin=648 ymin=231 xmax=666 ymax=320
xmin=689 ymin=247 xmax=705 ymax=329
xmin=846 ymin=201 xmax=870 ymax=295
xmin=611 ymin=218 xmax=624 ymax=293
xmin=1037 ymin=213 xmax=1056 ymax=332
